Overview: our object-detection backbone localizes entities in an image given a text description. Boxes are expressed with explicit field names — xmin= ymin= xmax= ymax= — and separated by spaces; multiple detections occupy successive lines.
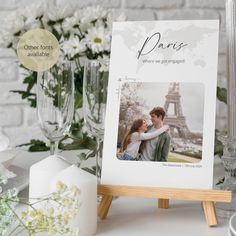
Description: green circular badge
xmin=17 ymin=29 xmax=60 ymax=72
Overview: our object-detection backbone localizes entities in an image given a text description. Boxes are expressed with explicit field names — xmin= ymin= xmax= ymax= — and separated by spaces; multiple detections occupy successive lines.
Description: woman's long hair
xmin=122 ymin=119 xmax=144 ymax=152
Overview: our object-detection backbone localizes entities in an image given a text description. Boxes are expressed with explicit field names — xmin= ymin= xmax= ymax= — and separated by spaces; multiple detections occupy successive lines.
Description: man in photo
xmin=140 ymin=107 xmax=171 ymax=162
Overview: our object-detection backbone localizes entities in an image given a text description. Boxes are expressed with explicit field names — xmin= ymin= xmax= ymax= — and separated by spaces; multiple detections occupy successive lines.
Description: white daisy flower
xmin=78 ymin=6 xmax=108 ymax=32
xmin=53 ymin=23 xmax=63 ymax=35
xmin=5 ymin=13 xmax=25 ymax=34
xmin=85 ymin=26 xmax=111 ymax=54
xmin=62 ymin=16 xmax=78 ymax=33
xmin=95 ymin=19 xmax=106 ymax=28
xmin=0 ymin=30 xmax=14 ymax=47
xmin=45 ymin=6 xmax=73 ymax=22
xmin=80 ymin=21 xmax=93 ymax=33
xmin=73 ymin=10 xmax=82 ymax=22
xmin=98 ymin=55 xmax=110 ymax=72
xmin=61 ymin=36 xmax=86 ymax=58
xmin=21 ymin=3 xmax=45 ymax=19
xmin=81 ymin=6 xmax=108 ymax=23
xmin=24 ymin=18 xmax=41 ymax=30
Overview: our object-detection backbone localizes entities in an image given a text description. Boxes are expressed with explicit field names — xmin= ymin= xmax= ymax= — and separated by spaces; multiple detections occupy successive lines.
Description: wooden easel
xmin=97 ymin=184 xmax=232 ymax=227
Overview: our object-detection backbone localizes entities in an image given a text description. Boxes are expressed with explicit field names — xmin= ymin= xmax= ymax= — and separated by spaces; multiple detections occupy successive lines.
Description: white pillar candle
xmin=51 ymin=165 xmax=97 ymax=236
xmin=29 ymin=155 xmax=70 ymax=198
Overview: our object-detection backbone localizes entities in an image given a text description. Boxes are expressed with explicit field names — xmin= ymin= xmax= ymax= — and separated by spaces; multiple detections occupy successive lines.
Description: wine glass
xmin=29 ymin=61 xmax=74 ymax=199
xmin=83 ymin=59 xmax=108 ymax=181
xmin=37 ymin=61 xmax=74 ymax=156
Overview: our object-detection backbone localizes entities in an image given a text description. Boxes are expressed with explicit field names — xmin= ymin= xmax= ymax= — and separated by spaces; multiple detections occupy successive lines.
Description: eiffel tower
xmin=164 ymin=83 xmax=190 ymax=139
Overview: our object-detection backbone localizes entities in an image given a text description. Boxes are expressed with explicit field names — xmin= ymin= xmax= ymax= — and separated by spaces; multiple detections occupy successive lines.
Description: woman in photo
xmin=120 ymin=119 xmax=169 ymax=161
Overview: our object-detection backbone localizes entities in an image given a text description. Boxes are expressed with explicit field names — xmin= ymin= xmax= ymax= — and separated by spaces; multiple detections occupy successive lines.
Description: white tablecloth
xmin=12 ymin=150 xmax=229 ymax=236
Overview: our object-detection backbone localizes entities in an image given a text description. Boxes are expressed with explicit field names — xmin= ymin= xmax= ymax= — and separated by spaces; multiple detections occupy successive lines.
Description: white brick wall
xmin=156 ymin=9 xmax=220 ymax=20
xmin=125 ymin=0 xmax=184 ymax=9
xmin=186 ymin=0 xmax=225 ymax=9
xmin=0 ymin=0 xmax=228 ymax=146
xmin=0 ymin=59 xmax=19 ymax=82
xmin=0 ymin=106 xmax=22 ymax=126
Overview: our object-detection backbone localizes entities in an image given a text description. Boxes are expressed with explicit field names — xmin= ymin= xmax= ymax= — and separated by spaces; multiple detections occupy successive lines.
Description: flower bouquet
xmin=0 ymin=175 xmax=81 ymax=236
xmin=1 ymin=3 xmax=124 ymax=169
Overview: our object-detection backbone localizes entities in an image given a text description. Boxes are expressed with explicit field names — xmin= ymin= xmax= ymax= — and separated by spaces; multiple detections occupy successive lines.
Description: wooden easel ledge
xmin=97 ymin=184 xmax=232 ymax=227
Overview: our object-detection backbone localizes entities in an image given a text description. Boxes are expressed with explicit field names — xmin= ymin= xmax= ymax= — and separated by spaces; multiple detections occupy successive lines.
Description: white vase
xmin=29 ymin=155 xmax=70 ymax=198
xmin=51 ymin=165 xmax=97 ymax=236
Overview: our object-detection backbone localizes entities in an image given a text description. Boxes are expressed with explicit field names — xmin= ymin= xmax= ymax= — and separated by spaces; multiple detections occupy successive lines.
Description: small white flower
xmin=45 ymin=6 xmax=73 ymax=22
xmin=95 ymin=19 xmax=106 ymax=28
xmin=81 ymin=6 xmax=108 ymax=23
xmin=73 ymin=10 xmax=82 ymax=21
xmin=80 ymin=21 xmax=93 ymax=33
xmin=62 ymin=16 xmax=78 ymax=33
xmin=21 ymin=3 xmax=45 ymax=19
xmin=85 ymin=26 xmax=111 ymax=53
xmin=0 ymin=30 xmax=14 ymax=47
xmin=53 ymin=23 xmax=63 ymax=35
xmin=98 ymin=55 xmax=110 ymax=72
xmin=61 ymin=36 xmax=86 ymax=58
xmin=79 ymin=6 xmax=107 ymax=32
xmin=24 ymin=18 xmax=41 ymax=30
xmin=5 ymin=13 xmax=25 ymax=35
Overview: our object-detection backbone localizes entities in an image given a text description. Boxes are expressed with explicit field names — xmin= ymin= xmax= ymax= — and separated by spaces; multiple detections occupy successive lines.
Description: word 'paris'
xmin=137 ymin=32 xmax=188 ymax=59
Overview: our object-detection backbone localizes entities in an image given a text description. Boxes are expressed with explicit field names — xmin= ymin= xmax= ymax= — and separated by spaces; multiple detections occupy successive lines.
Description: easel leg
xmin=158 ymin=199 xmax=169 ymax=209
xmin=98 ymin=195 xmax=113 ymax=219
xmin=202 ymin=201 xmax=218 ymax=227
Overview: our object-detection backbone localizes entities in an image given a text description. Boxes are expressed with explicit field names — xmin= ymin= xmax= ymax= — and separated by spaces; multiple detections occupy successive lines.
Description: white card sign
xmin=101 ymin=20 xmax=219 ymax=189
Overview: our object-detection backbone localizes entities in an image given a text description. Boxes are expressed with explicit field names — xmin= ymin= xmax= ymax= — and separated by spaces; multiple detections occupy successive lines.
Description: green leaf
xmin=29 ymin=145 xmax=50 ymax=152
xmin=28 ymin=98 xmax=37 ymax=108
xmin=17 ymin=139 xmax=50 ymax=152
xmin=47 ymin=20 xmax=56 ymax=26
xmin=74 ymin=91 xmax=82 ymax=109
xmin=214 ymin=130 xmax=224 ymax=157
xmin=217 ymin=87 xmax=227 ymax=104
xmin=24 ymin=72 xmax=37 ymax=92
xmin=59 ymin=136 xmax=96 ymax=151
xmin=69 ymin=122 xmax=84 ymax=140
xmin=51 ymin=27 xmax=61 ymax=41
xmin=216 ymin=177 xmax=225 ymax=185
xmin=74 ymin=69 xmax=84 ymax=95
xmin=11 ymin=90 xmax=36 ymax=107
xmin=79 ymin=152 xmax=87 ymax=160
xmin=82 ymin=167 xmax=96 ymax=175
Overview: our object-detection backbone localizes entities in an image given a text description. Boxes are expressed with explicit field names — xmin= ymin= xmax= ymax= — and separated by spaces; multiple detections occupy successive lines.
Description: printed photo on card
xmin=102 ymin=20 xmax=219 ymax=189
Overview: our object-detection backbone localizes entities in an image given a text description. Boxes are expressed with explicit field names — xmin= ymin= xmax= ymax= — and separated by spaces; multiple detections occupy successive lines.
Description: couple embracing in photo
xmin=120 ymin=107 xmax=171 ymax=162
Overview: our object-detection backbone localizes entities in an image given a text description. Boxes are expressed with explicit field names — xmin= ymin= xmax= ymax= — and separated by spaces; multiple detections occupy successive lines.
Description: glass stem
xmin=96 ymin=137 xmax=103 ymax=183
xmin=50 ymin=140 xmax=59 ymax=156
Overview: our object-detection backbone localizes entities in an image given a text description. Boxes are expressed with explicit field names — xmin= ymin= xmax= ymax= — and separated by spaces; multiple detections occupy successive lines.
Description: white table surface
xmin=11 ymin=149 xmax=230 ymax=236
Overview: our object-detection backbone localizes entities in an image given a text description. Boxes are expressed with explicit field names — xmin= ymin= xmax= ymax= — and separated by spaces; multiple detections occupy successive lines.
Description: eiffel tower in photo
xmin=164 ymin=82 xmax=191 ymax=139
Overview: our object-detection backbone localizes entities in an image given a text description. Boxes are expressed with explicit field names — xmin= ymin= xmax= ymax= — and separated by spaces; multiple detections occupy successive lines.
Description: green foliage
xmin=74 ymin=90 xmax=83 ymax=109
xmin=17 ymin=139 xmax=50 ymax=152
xmin=11 ymin=69 xmax=89 ymax=153
xmin=214 ymin=130 xmax=224 ymax=157
xmin=216 ymin=177 xmax=225 ymax=185
xmin=11 ymin=71 xmax=37 ymax=108
xmin=214 ymin=86 xmax=227 ymax=158
xmin=18 ymin=119 xmax=96 ymax=155
xmin=0 ymin=182 xmax=81 ymax=235
xmin=217 ymin=87 xmax=227 ymax=104
xmin=81 ymin=167 xmax=96 ymax=176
